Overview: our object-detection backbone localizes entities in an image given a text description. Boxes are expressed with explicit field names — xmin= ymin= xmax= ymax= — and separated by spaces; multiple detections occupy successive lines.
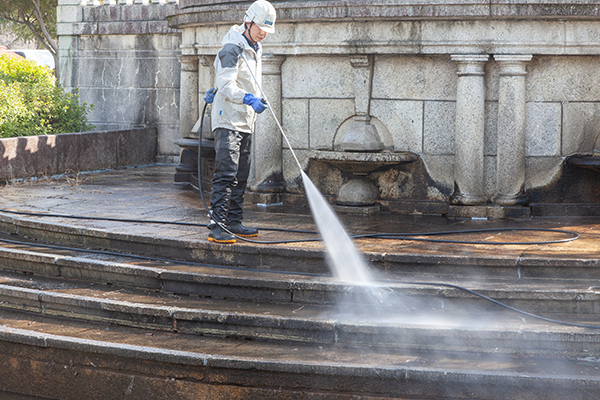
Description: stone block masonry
xmin=58 ymin=0 xmax=181 ymax=163
xmin=58 ymin=0 xmax=600 ymax=216
xmin=0 ymin=128 xmax=157 ymax=182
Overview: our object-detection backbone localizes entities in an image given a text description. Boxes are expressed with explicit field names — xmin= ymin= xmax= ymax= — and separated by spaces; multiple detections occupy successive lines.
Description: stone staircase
xmin=0 ymin=214 xmax=600 ymax=399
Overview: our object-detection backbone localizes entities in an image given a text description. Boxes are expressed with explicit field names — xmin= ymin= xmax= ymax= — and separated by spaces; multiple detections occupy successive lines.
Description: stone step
xmin=0 ymin=243 xmax=599 ymax=317
xmin=1 ymin=213 xmax=600 ymax=281
xmin=1 ymin=308 xmax=599 ymax=400
xmin=0 ymin=271 xmax=599 ymax=358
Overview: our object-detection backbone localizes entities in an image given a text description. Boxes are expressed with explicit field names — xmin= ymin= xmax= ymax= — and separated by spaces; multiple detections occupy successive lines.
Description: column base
xmin=333 ymin=204 xmax=381 ymax=215
xmin=492 ymin=193 xmax=529 ymax=206
xmin=174 ymin=149 xmax=197 ymax=185
xmin=448 ymin=205 xmax=531 ymax=220
xmin=449 ymin=192 xmax=488 ymax=206
xmin=250 ymin=175 xmax=285 ymax=194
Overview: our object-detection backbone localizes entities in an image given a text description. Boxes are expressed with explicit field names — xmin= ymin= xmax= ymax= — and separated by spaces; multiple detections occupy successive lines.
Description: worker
xmin=203 ymin=0 xmax=276 ymax=244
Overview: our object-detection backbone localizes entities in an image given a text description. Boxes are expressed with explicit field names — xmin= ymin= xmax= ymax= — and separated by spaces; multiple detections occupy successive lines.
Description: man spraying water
xmin=204 ymin=0 xmax=276 ymax=244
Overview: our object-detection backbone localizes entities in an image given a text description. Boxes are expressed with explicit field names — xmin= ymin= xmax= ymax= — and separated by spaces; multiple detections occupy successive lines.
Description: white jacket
xmin=211 ymin=24 xmax=263 ymax=134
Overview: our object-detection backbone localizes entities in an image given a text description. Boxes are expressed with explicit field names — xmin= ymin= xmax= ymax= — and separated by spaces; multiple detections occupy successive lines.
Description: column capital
xmin=349 ymin=55 xmax=371 ymax=69
xmin=494 ymin=55 xmax=533 ymax=76
xmin=198 ymin=56 xmax=212 ymax=68
xmin=262 ymin=55 xmax=285 ymax=75
xmin=177 ymin=55 xmax=198 ymax=72
xmin=451 ymin=54 xmax=489 ymax=75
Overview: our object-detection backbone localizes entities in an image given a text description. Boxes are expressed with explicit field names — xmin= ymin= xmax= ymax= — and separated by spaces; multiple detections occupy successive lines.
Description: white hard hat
xmin=244 ymin=0 xmax=276 ymax=34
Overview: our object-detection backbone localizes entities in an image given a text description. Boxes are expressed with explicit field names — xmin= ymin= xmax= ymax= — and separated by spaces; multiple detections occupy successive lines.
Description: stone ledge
xmin=58 ymin=21 xmax=180 ymax=36
xmin=0 ymin=128 xmax=157 ymax=182
xmin=171 ymin=0 xmax=600 ymax=28
xmin=1 ymin=282 xmax=600 ymax=356
xmin=2 ymin=322 xmax=598 ymax=400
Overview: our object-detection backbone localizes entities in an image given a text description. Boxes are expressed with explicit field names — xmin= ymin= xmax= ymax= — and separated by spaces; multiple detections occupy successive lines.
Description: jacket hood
xmin=222 ymin=24 xmax=254 ymax=52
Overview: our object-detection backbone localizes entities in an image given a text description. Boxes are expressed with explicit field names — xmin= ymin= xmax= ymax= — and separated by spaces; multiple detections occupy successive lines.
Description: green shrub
xmin=0 ymin=54 xmax=94 ymax=138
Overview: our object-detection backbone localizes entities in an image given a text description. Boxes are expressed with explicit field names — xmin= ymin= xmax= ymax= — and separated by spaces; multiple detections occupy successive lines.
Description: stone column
xmin=493 ymin=55 xmax=532 ymax=206
xmin=175 ymin=55 xmax=198 ymax=184
xmin=450 ymin=55 xmax=489 ymax=206
xmin=177 ymin=55 xmax=199 ymax=139
xmin=250 ymin=55 xmax=286 ymax=193
xmin=197 ymin=56 xmax=214 ymax=140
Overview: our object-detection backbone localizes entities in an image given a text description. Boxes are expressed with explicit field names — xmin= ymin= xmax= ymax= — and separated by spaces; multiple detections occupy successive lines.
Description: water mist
xmin=242 ymin=55 xmax=413 ymax=320
xmin=299 ymin=170 xmax=420 ymax=321
xmin=300 ymin=170 xmax=373 ymax=285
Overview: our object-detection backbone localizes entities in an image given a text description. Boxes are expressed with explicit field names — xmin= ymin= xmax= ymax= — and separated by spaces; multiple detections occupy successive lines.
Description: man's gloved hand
xmin=243 ymin=93 xmax=267 ymax=114
xmin=204 ymin=87 xmax=217 ymax=104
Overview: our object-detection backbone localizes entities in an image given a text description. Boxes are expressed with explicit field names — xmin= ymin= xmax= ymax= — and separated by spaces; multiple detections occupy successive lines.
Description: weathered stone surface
xmin=309 ymin=99 xmax=355 ymax=150
xmin=61 ymin=1 xmax=600 ymax=214
xmin=282 ymin=99 xmax=309 ymax=149
xmin=423 ymin=101 xmax=455 ymax=155
xmin=526 ymin=102 xmax=562 ymax=157
xmin=0 ymin=129 xmax=156 ymax=181
xmin=0 ymin=136 xmax=58 ymax=181
xmin=371 ymin=99 xmax=423 ymax=152
xmin=527 ymin=56 xmax=600 ymax=102
xmin=373 ymin=55 xmax=456 ymax=101
xmin=56 ymin=131 xmax=118 ymax=172
xmin=281 ymin=56 xmax=353 ymax=99
xmin=562 ymin=102 xmax=600 ymax=156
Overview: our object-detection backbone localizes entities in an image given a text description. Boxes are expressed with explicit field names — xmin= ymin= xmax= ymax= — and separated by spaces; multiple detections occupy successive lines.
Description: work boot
xmin=208 ymin=225 xmax=236 ymax=244
xmin=227 ymin=222 xmax=258 ymax=237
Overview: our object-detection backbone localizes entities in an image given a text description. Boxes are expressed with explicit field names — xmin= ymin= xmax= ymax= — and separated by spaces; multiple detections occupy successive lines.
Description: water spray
xmin=239 ymin=53 xmax=377 ymax=284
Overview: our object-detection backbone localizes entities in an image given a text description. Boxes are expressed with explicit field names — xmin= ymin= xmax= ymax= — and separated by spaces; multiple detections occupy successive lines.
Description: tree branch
xmin=26 ymin=0 xmax=58 ymax=55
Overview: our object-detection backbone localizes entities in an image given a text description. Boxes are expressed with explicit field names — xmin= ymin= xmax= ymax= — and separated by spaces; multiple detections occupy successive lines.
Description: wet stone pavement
xmin=0 ymin=164 xmax=599 ymax=270
xmin=1 ymin=165 xmax=600 ymax=399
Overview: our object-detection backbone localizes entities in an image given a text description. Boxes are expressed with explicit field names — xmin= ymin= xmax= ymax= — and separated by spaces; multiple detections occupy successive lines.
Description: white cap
xmin=244 ymin=0 xmax=276 ymax=34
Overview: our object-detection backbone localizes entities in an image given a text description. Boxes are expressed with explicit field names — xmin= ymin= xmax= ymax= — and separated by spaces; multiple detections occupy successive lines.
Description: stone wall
xmin=169 ymin=0 xmax=600 ymax=216
xmin=0 ymin=128 xmax=157 ymax=181
xmin=57 ymin=0 xmax=181 ymax=163
xmin=57 ymin=0 xmax=600 ymax=216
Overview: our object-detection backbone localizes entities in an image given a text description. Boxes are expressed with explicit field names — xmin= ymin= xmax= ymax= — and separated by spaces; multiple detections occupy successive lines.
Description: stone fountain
xmin=307 ymin=55 xmax=419 ymax=213
xmin=163 ymin=0 xmax=600 ymax=218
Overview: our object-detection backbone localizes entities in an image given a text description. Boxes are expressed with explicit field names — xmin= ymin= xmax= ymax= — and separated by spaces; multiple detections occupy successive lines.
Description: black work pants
xmin=210 ymin=128 xmax=252 ymax=225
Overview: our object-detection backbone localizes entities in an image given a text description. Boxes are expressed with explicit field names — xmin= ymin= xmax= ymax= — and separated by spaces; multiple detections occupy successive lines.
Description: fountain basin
xmin=307 ymin=150 xmax=419 ymax=175
xmin=566 ymin=155 xmax=600 ymax=173
xmin=307 ymin=150 xmax=420 ymax=210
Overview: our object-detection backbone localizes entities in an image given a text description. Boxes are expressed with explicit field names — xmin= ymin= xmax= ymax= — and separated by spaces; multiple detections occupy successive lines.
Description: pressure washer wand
xmin=241 ymin=54 xmax=303 ymax=173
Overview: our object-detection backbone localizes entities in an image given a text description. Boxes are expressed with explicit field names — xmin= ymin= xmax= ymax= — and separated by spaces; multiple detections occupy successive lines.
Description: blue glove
xmin=243 ymin=93 xmax=267 ymax=114
xmin=204 ymin=87 xmax=216 ymax=104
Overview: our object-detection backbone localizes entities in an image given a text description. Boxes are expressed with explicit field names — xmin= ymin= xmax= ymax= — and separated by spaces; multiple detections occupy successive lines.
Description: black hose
xmin=0 ymin=104 xmax=581 ymax=246
xmin=0 ymin=207 xmax=582 ymax=245
xmin=0 ymin=99 xmax=581 ymax=246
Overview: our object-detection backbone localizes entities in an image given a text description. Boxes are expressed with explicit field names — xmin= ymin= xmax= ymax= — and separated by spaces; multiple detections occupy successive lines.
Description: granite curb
xmin=2 ymin=212 xmax=600 ymax=280
xmin=1 ymin=244 xmax=599 ymax=315
xmin=1 ymin=323 xmax=599 ymax=400
xmin=1 ymin=283 xmax=599 ymax=357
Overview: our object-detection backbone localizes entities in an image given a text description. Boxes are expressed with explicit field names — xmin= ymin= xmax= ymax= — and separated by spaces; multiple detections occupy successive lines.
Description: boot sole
xmin=232 ymin=233 xmax=258 ymax=238
xmin=208 ymin=237 xmax=236 ymax=244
